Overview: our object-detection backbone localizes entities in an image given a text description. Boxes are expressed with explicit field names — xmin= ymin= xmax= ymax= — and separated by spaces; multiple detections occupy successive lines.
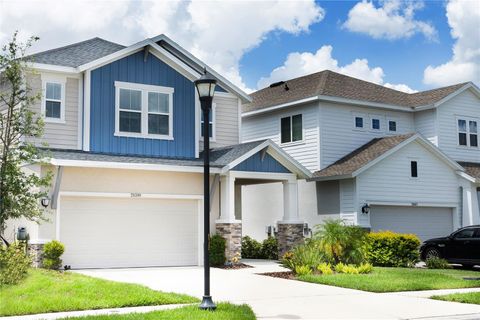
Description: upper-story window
xmin=457 ymin=117 xmax=478 ymax=147
xmin=410 ymin=161 xmax=418 ymax=178
xmin=388 ymin=120 xmax=397 ymax=132
xmin=371 ymin=118 xmax=381 ymax=130
xmin=42 ymin=77 xmax=65 ymax=123
xmin=355 ymin=116 xmax=364 ymax=128
xmin=115 ymin=81 xmax=174 ymax=140
xmin=201 ymin=103 xmax=216 ymax=139
xmin=281 ymin=114 xmax=302 ymax=144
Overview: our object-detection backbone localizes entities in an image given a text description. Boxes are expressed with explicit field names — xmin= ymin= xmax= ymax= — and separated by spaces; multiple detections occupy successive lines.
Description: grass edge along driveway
xmin=0 ymin=269 xmax=198 ymax=317
xmin=297 ymin=267 xmax=480 ymax=293
xmin=432 ymin=291 xmax=480 ymax=305
xmin=59 ymin=303 xmax=256 ymax=320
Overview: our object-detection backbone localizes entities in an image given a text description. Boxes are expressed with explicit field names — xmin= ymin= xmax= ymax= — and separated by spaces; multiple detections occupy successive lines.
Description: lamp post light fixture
xmin=41 ymin=197 xmax=50 ymax=208
xmin=194 ymin=68 xmax=217 ymax=311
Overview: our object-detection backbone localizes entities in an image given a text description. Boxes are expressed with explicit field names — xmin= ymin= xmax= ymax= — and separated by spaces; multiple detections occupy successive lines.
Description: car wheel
xmin=425 ymin=247 xmax=441 ymax=260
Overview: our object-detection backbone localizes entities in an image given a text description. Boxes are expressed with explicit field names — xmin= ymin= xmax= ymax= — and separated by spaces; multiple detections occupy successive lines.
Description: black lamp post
xmin=195 ymin=68 xmax=217 ymax=311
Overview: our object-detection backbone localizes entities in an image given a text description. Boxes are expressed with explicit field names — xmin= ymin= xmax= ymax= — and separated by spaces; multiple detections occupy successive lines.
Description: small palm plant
xmin=314 ymin=219 xmax=367 ymax=265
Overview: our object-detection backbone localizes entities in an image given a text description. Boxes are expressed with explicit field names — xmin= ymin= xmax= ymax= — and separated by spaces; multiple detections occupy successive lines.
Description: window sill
xmin=114 ymin=132 xmax=174 ymax=141
xmin=280 ymin=140 xmax=305 ymax=147
xmin=44 ymin=118 xmax=66 ymax=124
xmin=456 ymin=145 xmax=479 ymax=150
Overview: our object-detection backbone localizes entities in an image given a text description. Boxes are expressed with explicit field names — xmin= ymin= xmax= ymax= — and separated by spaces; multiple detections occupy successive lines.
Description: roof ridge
xmin=408 ymin=82 xmax=469 ymax=96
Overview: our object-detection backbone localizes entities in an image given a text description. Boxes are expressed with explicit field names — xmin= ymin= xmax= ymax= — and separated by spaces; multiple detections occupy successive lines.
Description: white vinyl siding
xmin=200 ymin=94 xmax=240 ymax=149
xmin=340 ymin=179 xmax=357 ymax=225
xmin=28 ymin=73 xmax=80 ymax=149
xmin=319 ymin=102 xmax=414 ymax=168
xmin=436 ymin=89 xmax=480 ymax=162
xmin=357 ymin=141 xmax=460 ymax=219
xmin=414 ymin=109 xmax=438 ymax=145
xmin=242 ymin=102 xmax=320 ymax=171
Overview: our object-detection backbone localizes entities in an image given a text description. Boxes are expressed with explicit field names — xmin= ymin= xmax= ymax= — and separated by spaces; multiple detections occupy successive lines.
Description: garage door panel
xmin=60 ymin=197 xmax=198 ymax=269
xmin=370 ymin=206 xmax=453 ymax=241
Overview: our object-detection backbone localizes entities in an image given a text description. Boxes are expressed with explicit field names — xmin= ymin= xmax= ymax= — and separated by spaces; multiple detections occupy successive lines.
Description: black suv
xmin=420 ymin=226 xmax=480 ymax=268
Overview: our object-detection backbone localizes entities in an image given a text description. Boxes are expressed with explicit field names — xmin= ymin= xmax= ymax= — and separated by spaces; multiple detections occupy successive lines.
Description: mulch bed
xmin=215 ymin=263 xmax=254 ymax=270
xmin=258 ymin=271 xmax=295 ymax=280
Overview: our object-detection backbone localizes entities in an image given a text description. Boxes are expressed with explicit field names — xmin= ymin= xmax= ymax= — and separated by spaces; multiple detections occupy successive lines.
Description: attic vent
xmin=269 ymin=81 xmax=285 ymax=88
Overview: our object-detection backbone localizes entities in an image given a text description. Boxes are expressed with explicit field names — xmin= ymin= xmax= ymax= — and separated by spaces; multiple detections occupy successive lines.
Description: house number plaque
xmin=130 ymin=193 xmax=142 ymax=198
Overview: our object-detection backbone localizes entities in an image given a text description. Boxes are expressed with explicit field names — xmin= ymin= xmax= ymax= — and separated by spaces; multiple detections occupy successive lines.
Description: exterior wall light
xmin=41 ymin=197 xmax=50 ymax=208
xmin=361 ymin=203 xmax=370 ymax=214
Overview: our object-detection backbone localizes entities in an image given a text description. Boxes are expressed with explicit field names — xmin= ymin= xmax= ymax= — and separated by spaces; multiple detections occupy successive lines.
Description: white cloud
xmin=343 ymin=0 xmax=437 ymax=40
xmin=257 ymin=45 xmax=416 ymax=93
xmin=423 ymin=0 xmax=480 ymax=87
xmin=0 ymin=0 xmax=324 ymax=92
xmin=384 ymin=83 xmax=417 ymax=93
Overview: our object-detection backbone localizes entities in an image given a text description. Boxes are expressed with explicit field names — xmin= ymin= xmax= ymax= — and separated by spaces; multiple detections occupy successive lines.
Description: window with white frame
xmin=281 ymin=114 xmax=302 ymax=144
xmin=371 ymin=118 xmax=381 ymax=130
xmin=388 ymin=120 xmax=397 ymax=132
xmin=457 ymin=117 xmax=478 ymax=147
xmin=355 ymin=116 xmax=364 ymax=128
xmin=42 ymin=80 xmax=65 ymax=122
xmin=201 ymin=103 xmax=215 ymax=139
xmin=115 ymin=81 xmax=173 ymax=139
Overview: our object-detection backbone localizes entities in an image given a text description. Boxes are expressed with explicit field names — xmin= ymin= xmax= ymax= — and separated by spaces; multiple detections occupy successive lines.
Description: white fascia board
xmin=48 ymin=158 xmax=221 ymax=174
xmin=29 ymin=63 xmax=78 ymax=75
xmin=457 ymin=171 xmax=477 ymax=183
xmin=242 ymin=96 xmax=319 ymax=118
xmin=220 ymin=140 xmax=271 ymax=173
xmin=307 ymin=174 xmax=353 ymax=182
xmin=433 ymin=83 xmax=480 ymax=108
xmin=77 ymin=39 xmax=150 ymax=72
xmin=414 ymin=137 xmax=466 ymax=171
xmin=151 ymin=34 xmax=251 ymax=103
xmin=147 ymin=41 xmax=200 ymax=80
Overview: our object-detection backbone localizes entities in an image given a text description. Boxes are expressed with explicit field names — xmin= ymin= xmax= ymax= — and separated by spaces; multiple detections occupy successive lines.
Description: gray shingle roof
xmin=28 ymin=38 xmax=125 ymax=68
xmin=243 ymin=70 xmax=468 ymax=113
xmin=47 ymin=140 xmax=267 ymax=168
xmin=458 ymin=162 xmax=480 ymax=181
xmin=309 ymin=133 xmax=416 ymax=180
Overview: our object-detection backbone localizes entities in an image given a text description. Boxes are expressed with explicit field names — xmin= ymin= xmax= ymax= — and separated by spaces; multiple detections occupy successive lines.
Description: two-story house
xmin=242 ymin=70 xmax=480 ymax=241
xmin=4 ymin=35 xmax=310 ymax=268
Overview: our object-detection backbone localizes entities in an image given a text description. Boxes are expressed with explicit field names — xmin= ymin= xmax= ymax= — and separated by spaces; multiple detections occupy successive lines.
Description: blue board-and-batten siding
xmin=90 ymin=51 xmax=196 ymax=158
xmin=233 ymin=152 xmax=290 ymax=173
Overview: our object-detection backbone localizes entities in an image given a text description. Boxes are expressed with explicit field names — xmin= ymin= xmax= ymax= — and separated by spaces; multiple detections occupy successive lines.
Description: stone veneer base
xmin=215 ymin=223 xmax=242 ymax=263
xmin=277 ymin=223 xmax=304 ymax=258
xmin=28 ymin=243 xmax=45 ymax=268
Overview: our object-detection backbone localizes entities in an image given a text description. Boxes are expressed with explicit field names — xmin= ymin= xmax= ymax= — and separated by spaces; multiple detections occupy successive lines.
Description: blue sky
xmin=1 ymin=0 xmax=478 ymax=93
xmin=241 ymin=1 xmax=456 ymax=91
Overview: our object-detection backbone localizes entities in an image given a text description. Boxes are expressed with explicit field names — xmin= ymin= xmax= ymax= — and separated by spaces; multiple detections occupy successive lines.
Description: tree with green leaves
xmin=0 ymin=32 xmax=52 ymax=245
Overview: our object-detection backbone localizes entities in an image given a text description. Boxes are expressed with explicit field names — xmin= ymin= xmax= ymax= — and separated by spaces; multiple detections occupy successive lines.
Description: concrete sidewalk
xmin=75 ymin=260 xmax=480 ymax=320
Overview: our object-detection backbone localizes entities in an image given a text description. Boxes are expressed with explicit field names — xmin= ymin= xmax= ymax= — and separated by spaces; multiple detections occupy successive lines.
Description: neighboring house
xmin=241 ymin=70 xmax=480 ymax=241
xmin=4 ymin=35 xmax=310 ymax=268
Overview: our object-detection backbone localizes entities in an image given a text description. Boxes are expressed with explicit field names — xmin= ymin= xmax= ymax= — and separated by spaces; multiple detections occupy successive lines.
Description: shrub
xmin=0 ymin=243 xmax=31 ymax=285
xmin=42 ymin=240 xmax=65 ymax=270
xmin=366 ymin=231 xmax=420 ymax=267
xmin=317 ymin=262 xmax=333 ymax=275
xmin=314 ymin=219 xmax=367 ymax=265
xmin=261 ymin=237 xmax=278 ymax=260
xmin=426 ymin=257 xmax=451 ymax=269
xmin=294 ymin=265 xmax=312 ymax=276
xmin=241 ymin=236 xmax=262 ymax=259
xmin=357 ymin=263 xmax=373 ymax=274
xmin=281 ymin=239 xmax=325 ymax=271
xmin=209 ymin=234 xmax=226 ymax=267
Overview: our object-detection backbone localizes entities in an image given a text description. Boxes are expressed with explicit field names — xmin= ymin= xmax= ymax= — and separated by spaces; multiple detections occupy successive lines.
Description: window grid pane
xmin=148 ymin=92 xmax=169 ymax=114
xmin=458 ymin=119 xmax=467 ymax=132
xmin=372 ymin=119 xmax=380 ymax=130
xmin=46 ymin=83 xmax=61 ymax=100
xmin=281 ymin=117 xmax=291 ymax=143
xmin=469 ymin=121 xmax=477 ymax=133
xmin=119 ymin=111 xmax=141 ymax=133
xmin=459 ymin=133 xmax=467 ymax=146
xmin=148 ymin=114 xmax=169 ymax=135
xmin=389 ymin=121 xmax=396 ymax=132
xmin=119 ymin=89 xmax=141 ymax=111
xmin=292 ymin=114 xmax=302 ymax=141
xmin=355 ymin=117 xmax=363 ymax=128
xmin=46 ymin=101 xmax=61 ymax=118
xmin=470 ymin=134 xmax=478 ymax=147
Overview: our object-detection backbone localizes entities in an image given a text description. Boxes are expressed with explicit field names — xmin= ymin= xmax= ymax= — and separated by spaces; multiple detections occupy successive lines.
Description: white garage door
xmin=370 ymin=206 xmax=453 ymax=241
xmin=60 ymin=196 xmax=199 ymax=269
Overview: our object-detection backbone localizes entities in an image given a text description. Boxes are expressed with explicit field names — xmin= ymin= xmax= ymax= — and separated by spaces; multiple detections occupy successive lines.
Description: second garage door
xmin=60 ymin=196 xmax=199 ymax=269
xmin=370 ymin=206 xmax=454 ymax=241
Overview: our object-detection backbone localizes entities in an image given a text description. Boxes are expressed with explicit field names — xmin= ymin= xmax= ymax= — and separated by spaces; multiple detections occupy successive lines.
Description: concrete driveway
xmin=77 ymin=260 xmax=480 ymax=320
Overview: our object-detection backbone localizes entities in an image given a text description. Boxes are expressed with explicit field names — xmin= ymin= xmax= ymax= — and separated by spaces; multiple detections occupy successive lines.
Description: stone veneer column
xmin=28 ymin=243 xmax=45 ymax=268
xmin=216 ymin=223 xmax=242 ymax=263
xmin=277 ymin=223 xmax=304 ymax=257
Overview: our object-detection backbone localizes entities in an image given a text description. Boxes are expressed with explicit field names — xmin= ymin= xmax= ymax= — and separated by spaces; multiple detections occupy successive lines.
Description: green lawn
xmin=297 ymin=267 xmax=480 ymax=292
xmin=0 ymin=269 xmax=198 ymax=316
xmin=60 ymin=303 xmax=255 ymax=320
xmin=432 ymin=292 xmax=480 ymax=305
